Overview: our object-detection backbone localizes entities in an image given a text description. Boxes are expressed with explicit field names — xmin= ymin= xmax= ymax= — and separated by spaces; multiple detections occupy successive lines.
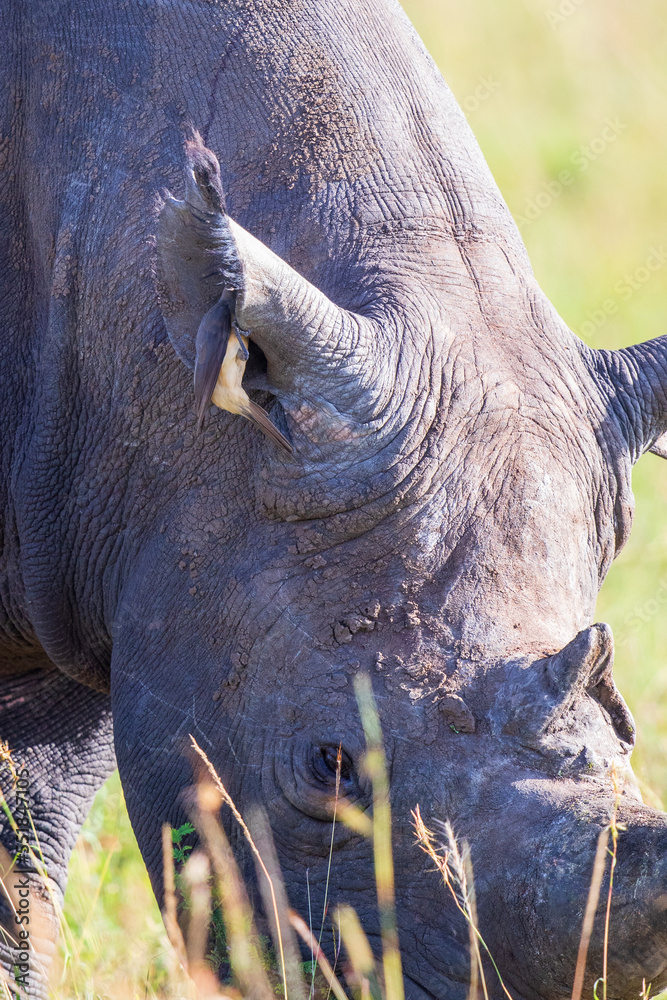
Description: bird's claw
xmin=233 ymin=324 xmax=250 ymax=361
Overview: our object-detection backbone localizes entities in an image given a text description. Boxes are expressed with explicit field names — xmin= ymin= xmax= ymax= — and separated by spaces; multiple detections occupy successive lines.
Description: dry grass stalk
xmin=337 ymin=799 xmax=373 ymax=839
xmin=0 ymin=755 xmax=78 ymax=996
xmin=289 ymin=909 xmax=350 ymax=1000
xmin=190 ymin=736 xmax=289 ymax=1000
xmin=412 ymin=809 xmax=488 ymax=1000
xmin=601 ymin=765 xmax=625 ymax=1000
xmin=0 ymin=919 xmax=29 ymax=1000
xmin=461 ymin=845 xmax=480 ymax=1000
xmin=192 ymin=784 xmax=274 ymax=1000
xmin=336 ymin=903 xmax=382 ymax=1000
xmin=309 ymin=744 xmax=344 ymax=1000
xmin=248 ymin=806 xmax=308 ymax=1000
xmin=0 ymin=743 xmax=17 ymax=788
xmin=0 ymin=787 xmax=60 ymax=994
xmin=412 ymin=807 xmax=513 ymax=1000
xmin=354 ymin=674 xmax=404 ymax=1000
xmin=570 ymin=827 xmax=610 ymax=1000
xmin=571 ymin=764 xmax=625 ymax=1000
xmin=0 ymin=966 xmax=28 ymax=1000
xmin=182 ymin=848 xmax=221 ymax=998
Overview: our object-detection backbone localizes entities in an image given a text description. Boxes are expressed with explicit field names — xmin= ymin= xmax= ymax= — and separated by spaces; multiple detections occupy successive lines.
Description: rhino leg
xmin=0 ymin=667 xmax=115 ymax=998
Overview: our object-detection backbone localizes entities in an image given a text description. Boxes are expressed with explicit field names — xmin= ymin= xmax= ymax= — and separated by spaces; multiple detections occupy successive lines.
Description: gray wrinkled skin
xmin=2 ymin=0 xmax=667 ymax=997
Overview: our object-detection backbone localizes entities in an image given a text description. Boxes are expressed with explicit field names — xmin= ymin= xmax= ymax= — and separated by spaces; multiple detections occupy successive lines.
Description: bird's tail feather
xmin=242 ymin=400 xmax=293 ymax=454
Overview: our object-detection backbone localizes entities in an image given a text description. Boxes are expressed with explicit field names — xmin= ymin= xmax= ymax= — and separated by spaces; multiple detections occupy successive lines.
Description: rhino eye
xmin=313 ymin=745 xmax=354 ymax=785
xmin=276 ymin=741 xmax=366 ymax=823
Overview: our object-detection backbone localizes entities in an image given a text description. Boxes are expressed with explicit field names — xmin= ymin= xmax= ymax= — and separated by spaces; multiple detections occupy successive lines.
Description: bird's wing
xmin=194 ymin=293 xmax=234 ymax=428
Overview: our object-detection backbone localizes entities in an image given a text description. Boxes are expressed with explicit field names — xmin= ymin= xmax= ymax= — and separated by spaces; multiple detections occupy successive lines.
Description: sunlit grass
xmin=52 ymin=772 xmax=174 ymax=999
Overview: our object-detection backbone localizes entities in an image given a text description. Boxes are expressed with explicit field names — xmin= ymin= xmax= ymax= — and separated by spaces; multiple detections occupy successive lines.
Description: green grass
xmin=57 ymin=0 xmax=667 ymax=994
xmin=52 ymin=772 xmax=174 ymax=999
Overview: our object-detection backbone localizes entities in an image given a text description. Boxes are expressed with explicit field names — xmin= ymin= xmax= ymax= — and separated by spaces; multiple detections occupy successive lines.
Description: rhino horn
xmin=156 ymin=134 xmax=379 ymax=425
xmin=494 ymin=623 xmax=634 ymax=748
xmin=545 ymin=622 xmax=613 ymax=695
xmin=592 ymin=338 xmax=667 ymax=462
xmin=544 ymin=623 xmax=635 ymax=746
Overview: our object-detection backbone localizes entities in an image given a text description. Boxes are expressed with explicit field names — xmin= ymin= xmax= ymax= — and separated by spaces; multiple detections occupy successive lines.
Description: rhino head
xmin=106 ymin=134 xmax=667 ymax=999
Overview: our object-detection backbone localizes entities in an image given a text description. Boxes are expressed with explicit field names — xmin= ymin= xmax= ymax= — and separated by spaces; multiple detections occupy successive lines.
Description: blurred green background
xmin=55 ymin=0 xmax=667 ymax=994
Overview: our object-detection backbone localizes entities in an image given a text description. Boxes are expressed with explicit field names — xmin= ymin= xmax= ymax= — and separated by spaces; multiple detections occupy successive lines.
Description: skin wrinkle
xmin=258 ymin=304 xmax=460 ymax=516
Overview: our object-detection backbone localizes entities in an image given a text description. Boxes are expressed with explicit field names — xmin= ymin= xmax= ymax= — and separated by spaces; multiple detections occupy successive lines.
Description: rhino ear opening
xmin=156 ymin=136 xmax=377 ymax=420
xmin=593 ymin=337 xmax=667 ymax=464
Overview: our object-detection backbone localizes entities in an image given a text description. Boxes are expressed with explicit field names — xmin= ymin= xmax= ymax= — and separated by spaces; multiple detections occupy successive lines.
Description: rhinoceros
xmin=2 ymin=0 xmax=667 ymax=996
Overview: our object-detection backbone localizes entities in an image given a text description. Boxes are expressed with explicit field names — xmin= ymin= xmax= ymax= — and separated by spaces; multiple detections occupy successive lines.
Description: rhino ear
xmin=156 ymin=135 xmax=243 ymax=371
xmin=156 ymin=135 xmax=377 ymax=410
xmin=593 ymin=338 xmax=667 ymax=463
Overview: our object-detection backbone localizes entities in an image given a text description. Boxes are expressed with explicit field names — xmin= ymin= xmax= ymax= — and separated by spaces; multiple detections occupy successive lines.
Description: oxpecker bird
xmin=193 ymin=289 xmax=293 ymax=454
